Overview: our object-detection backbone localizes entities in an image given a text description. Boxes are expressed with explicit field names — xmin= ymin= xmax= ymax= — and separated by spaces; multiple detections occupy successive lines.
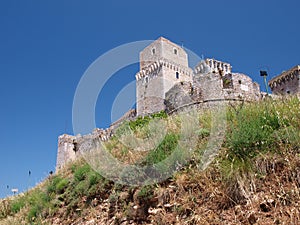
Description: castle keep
xmin=56 ymin=37 xmax=299 ymax=169
xmin=136 ymin=37 xmax=193 ymax=115
xmin=136 ymin=37 xmax=261 ymax=116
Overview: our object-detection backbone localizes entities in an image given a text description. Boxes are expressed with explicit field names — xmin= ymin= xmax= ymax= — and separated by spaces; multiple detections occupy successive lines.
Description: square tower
xmin=136 ymin=37 xmax=193 ymax=116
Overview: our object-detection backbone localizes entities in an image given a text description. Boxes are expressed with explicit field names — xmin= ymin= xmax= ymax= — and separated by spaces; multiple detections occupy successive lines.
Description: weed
xmin=74 ymin=164 xmax=91 ymax=182
xmin=142 ymin=133 xmax=179 ymax=165
xmin=10 ymin=198 xmax=25 ymax=214
xmin=138 ymin=185 xmax=153 ymax=201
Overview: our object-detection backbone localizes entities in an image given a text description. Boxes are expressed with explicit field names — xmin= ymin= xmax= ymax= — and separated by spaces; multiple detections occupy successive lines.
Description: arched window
xmin=176 ymin=72 xmax=179 ymax=79
xmin=152 ymin=48 xmax=155 ymax=54
xmin=174 ymin=48 xmax=178 ymax=55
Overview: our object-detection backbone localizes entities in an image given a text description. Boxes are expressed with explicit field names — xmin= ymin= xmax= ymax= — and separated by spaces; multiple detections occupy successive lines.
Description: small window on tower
xmin=145 ymin=77 xmax=149 ymax=83
xmin=174 ymin=48 xmax=178 ymax=55
xmin=152 ymin=48 xmax=155 ymax=54
xmin=176 ymin=72 xmax=179 ymax=79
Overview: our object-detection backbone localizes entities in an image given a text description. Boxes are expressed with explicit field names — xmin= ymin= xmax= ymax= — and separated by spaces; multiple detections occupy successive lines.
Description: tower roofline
xmin=157 ymin=36 xmax=182 ymax=48
xmin=268 ymin=65 xmax=300 ymax=86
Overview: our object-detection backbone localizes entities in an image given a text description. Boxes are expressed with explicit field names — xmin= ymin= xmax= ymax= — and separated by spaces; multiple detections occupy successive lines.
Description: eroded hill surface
xmin=1 ymin=98 xmax=299 ymax=225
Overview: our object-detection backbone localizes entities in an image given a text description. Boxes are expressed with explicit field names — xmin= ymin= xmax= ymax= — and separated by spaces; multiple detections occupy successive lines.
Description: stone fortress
xmin=56 ymin=37 xmax=300 ymax=169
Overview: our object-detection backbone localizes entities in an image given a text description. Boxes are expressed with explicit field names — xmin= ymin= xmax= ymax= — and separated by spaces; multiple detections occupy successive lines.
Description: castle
xmin=56 ymin=37 xmax=300 ymax=169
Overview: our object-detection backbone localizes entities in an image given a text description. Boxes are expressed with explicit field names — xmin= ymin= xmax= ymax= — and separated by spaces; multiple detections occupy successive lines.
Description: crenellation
xmin=268 ymin=65 xmax=300 ymax=95
xmin=56 ymin=37 xmax=299 ymax=170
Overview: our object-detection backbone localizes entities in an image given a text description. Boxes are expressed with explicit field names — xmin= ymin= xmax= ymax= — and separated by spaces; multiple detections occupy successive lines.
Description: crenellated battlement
xmin=135 ymin=58 xmax=193 ymax=81
xmin=56 ymin=37 xmax=298 ymax=170
xmin=195 ymin=58 xmax=232 ymax=75
xmin=268 ymin=65 xmax=300 ymax=95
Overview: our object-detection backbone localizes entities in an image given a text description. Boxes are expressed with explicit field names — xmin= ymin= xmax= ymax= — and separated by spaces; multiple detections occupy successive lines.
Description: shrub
xmin=143 ymin=133 xmax=179 ymax=165
xmin=137 ymin=185 xmax=153 ymax=201
xmin=74 ymin=164 xmax=91 ymax=182
xmin=127 ymin=111 xmax=167 ymax=131
xmin=10 ymin=198 xmax=25 ymax=214
xmin=47 ymin=175 xmax=64 ymax=194
xmin=226 ymin=103 xmax=281 ymax=159
xmin=196 ymin=128 xmax=210 ymax=138
xmin=88 ymin=171 xmax=102 ymax=186
xmin=55 ymin=178 xmax=69 ymax=194
xmin=27 ymin=204 xmax=42 ymax=222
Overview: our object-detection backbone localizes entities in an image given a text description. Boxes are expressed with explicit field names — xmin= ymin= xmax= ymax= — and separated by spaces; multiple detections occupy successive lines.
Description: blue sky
xmin=0 ymin=0 xmax=299 ymax=198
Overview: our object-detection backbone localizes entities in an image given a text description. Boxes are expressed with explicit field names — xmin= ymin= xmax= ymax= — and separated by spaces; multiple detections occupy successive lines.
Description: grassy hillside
xmin=1 ymin=97 xmax=299 ymax=224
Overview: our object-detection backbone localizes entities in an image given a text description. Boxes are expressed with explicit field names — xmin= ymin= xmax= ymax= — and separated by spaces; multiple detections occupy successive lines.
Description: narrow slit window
xmin=152 ymin=48 xmax=155 ymax=54
xmin=174 ymin=49 xmax=178 ymax=55
xmin=176 ymin=72 xmax=179 ymax=79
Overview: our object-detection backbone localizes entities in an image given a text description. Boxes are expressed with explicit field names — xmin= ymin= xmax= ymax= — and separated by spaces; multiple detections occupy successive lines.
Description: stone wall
xmin=140 ymin=37 xmax=189 ymax=69
xmin=136 ymin=65 xmax=166 ymax=115
xmin=56 ymin=127 xmax=114 ymax=170
xmin=57 ymin=37 xmax=267 ymax=170
xmin=268 ymin=65 xmax=300 ymax=95
xmin=223 ymin=73 xmax=261 ymax=101
xmin=193 ymin=72 xmax=224 ymax=101
xmin=56 ymin=134 xmax=77 ymax=169
xmin=56 ymin=109 xmax=137 ymax=170
xmin=164 ymin=81 xmax=201 ymax=113
xmin=136 ymin=38 xmax=193 ymax=116
xmin=110 ymin=109 xmax=136 ymax=130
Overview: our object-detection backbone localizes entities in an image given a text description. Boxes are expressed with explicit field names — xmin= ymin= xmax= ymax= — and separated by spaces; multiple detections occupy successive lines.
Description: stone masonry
xmin=136 ymin=37 xmax=193 ymax=116
xmin=136 ymin=37 xmax=261 ymax=116
xmin=56 ymin=37 xmax=299 ymax=170
xmin=268 ymin=65 xmax=300 ymax=96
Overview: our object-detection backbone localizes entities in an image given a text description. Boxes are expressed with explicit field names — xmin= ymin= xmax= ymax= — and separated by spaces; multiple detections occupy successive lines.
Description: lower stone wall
xmin=56 ymin=110 xmax=136 ymax=170
xmin=56 ymin=134 xmax=77 ymax=169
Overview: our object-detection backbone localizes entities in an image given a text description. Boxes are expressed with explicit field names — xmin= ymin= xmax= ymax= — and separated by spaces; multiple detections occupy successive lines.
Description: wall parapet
xmin=268 ymin=65 xmax=300 ymax=89
xmin=136 ymin=57 xmax=193 ymax=80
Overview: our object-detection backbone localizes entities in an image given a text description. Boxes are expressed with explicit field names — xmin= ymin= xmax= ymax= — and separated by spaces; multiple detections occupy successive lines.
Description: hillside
xmin=1 ymin=97 xmax=299 ymax=225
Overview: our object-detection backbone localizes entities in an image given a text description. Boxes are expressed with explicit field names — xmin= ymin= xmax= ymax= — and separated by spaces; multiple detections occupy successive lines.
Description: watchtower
xmin=135 ymin=37 xmax=193 ymax=116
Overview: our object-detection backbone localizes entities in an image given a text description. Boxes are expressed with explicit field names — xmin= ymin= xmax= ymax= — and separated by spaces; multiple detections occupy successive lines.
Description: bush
xmin=47 ymin=175 xmax=64 ymax=194
xmin=142 ymin=133 xmax=179 ymax=165
xmin=10 ymin=198 xmax=25 ymax=214
xmin=127 ymin=111 xmax=167 ymax=131
xmin=74 ymin=164 xmax=91 ymax=182
xmin=88 ymin=171 xmax=102 ymax=186
xmin=27 ymin=204 xmax=42 ymax=222
xmin=137 ymin=185 xmax=154 ymax=201
xmin=226 ymin=103 xmax=281 ymax=159
xmin=196 ymin=128 xmax=210 ymax=138
xmin=56 ymin=178 xmax=69 ymax=194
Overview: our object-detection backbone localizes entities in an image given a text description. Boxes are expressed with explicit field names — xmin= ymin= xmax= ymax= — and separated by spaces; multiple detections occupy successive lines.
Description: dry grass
xmin=1 ymin=97 xmax=299 ymax=224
